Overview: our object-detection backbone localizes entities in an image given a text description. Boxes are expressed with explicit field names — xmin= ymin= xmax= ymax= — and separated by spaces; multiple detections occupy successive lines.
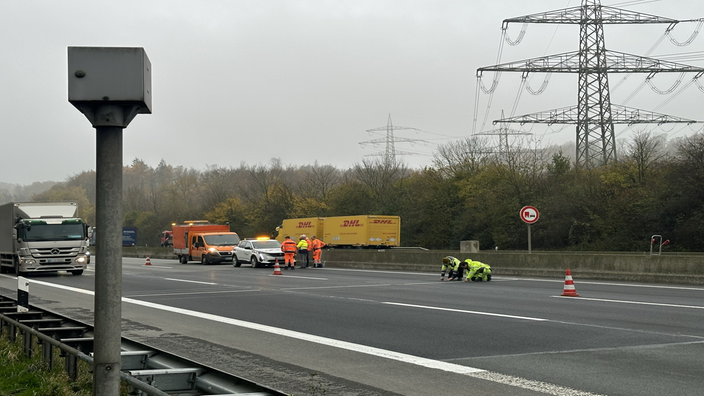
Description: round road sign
xmin=520 ymin=206 xmax=539 ymax=224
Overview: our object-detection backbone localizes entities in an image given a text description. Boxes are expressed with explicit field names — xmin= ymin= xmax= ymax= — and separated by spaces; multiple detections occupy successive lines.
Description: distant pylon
xmin=360 ymin=114 xmax=428 ymax=166
xmin=145 ymin=255 xmax=152 ymax=266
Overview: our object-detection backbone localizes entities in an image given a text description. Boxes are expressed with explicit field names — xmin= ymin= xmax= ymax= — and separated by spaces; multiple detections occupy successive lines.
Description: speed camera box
xmin=68 ymin=47 xmax=151 ymax=113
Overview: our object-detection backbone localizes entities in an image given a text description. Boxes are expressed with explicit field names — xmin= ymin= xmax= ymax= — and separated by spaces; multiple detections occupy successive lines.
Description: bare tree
xmin=627 ymin=131 xmax=666 ymax=183
xmin=168 ymin=167 xmax=201 ymax=218
xmin=300 ymin=162 xmax=340 ymax=201
xmin=433 ymin=137 xmax=492 ymax=178
xmin=241 ymin=159 xmax=286 ymax=202
xmin=352 ymin=158 xmax=409 ymax=207
xmin=675 ymin=132 xmax=704 ymax=171
xmin=123 ymin=158 xmax=152 ymax=213
xmin=199 ymin=165 xmax=238 ymax=209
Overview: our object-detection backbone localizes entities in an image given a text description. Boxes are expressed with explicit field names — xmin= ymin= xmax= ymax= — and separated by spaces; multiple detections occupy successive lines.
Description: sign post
xmin=520 ymin=206 xmax=539 ymax=253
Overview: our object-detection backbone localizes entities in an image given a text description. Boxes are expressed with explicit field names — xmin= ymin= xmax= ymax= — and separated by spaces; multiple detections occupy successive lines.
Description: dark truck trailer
xmin=0 ymin=202 xmax=90 ymax=275
xmin=90 ymin=227 xmax=138 ymax=247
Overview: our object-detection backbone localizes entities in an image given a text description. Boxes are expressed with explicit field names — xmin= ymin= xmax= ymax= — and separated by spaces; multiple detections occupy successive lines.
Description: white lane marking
xmin=164 ymin=278 xmax=217 ymax=285
xmin=551 ymin=295 xmax=704 ymax=309
xmin=29 ymin=279 xmax=93 ymax=295
xmin=283 ymin=284 xmax=391 ymax=291
xmin=383 ymin=302 xmax=548 ymax=321
xmin=271 ymin=275 xmax=328 ymax=280
xmin=325 ymin=268 xmax=704 ymax=290
xmin=574 ymin=281 xmax=704 ymax=291
xmin=324 ymin=268 xmax=439 ymax=276
xmin=122 ymin=296 xmax=486 ymax=374
xmin=129 ymin=289 xmax=262 ymax=298
xmin=523 ymin=277 xmax=704 ymax=291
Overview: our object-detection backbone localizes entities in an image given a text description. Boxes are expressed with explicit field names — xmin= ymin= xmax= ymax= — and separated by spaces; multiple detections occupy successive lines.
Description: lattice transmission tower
xmin=477 ymin=0 xmax=704 ymax=168
xmin=360 ymin=114 xmax=427 ymax=166
xmin=475 ymin=110 xmax=533 ymax=154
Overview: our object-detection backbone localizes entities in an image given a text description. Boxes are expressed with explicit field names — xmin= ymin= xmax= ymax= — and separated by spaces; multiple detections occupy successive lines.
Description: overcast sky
xmin=1 ymin=0 xmax=702 ymax=184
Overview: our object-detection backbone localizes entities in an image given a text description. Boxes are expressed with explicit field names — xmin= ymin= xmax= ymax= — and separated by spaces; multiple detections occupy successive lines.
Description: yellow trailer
xmin=276 ymin=215 xmax=401 ymax=247
xmin=323 ymin=215 xmax=400 ymax=247
xmin=275 ymin=217 xmax=325 ymax=243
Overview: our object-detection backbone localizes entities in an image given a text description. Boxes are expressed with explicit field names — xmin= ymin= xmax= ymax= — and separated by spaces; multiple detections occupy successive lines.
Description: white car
xmin=233 ymin=239 xmax=286 ymax=268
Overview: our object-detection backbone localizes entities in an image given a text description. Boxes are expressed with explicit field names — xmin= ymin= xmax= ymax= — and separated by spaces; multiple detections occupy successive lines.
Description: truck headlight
xmin=21 ymin=259 xmax=36 ymax=265
xmin=76 ymin=256 xmax=86 ymax=263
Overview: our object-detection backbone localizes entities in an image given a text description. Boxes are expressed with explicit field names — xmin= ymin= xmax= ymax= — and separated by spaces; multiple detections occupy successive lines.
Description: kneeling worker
xmin=463 ymin=259 xmax=492 ymax=282
xmin=440 ymin=256 xmax=460 ymax=281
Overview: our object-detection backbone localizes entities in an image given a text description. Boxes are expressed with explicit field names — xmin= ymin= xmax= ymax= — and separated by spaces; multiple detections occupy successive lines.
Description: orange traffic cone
xmin=273 ymin=259 xmax=282 ymax=275
xmin=561 ymin=268 xmax=579 ymax=297
xmin=145 ymin=255 xmax=152 ymax=266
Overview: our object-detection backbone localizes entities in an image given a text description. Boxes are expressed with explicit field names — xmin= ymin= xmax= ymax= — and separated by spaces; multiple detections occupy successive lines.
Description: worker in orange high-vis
xmin=310 ymin=236 xmax=326 ymax=268
xmin=281 ymin=235 xmax=297 ymax=270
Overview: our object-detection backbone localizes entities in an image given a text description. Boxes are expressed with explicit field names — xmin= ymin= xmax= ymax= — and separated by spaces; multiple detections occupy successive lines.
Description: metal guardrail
xmin=0 ymin=295 xmax=287 ymax=396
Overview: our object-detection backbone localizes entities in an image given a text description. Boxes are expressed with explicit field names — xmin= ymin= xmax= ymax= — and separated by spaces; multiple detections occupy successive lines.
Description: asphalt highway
xmin=1 ymin=257 xmax=702 ymax=396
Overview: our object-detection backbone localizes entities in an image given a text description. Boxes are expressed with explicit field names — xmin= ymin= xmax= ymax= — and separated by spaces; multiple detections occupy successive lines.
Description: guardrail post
xmin=41 ymin=339 xmax=55 ymax=369
xmin=8 ymin=322 xmax=16 ymax=342
xmin=22 ymin=328 xmax=33 ymax=358
xmin=60 ymin=348 xmax=79 ymax=381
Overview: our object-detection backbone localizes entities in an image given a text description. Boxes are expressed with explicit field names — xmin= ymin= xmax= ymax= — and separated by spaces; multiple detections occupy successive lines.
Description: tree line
xmin=24 ymin=131 xmax=704 ymax=252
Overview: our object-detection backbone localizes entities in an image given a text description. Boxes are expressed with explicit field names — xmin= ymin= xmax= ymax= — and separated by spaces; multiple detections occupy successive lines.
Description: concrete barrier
xmin=120 ymin=247 xmax=704 ymax=285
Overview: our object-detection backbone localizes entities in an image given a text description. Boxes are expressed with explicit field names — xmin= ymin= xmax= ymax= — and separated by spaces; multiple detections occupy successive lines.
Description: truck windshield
xmin=203 ymin=234 xmax=240 ymax=246
xmin=252 ymin=240 xmax=281 ymax=249
xmin=22 ymin=223 xmax=86 ymax=242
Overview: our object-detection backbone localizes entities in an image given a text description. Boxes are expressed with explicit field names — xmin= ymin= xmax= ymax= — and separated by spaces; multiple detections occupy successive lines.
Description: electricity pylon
xmin=477 ymin=0 xmax=704 ymax=168
xmin=360 ymin=114 xmax=426 ymax=166
xmin=475 ymin=110 xmax=532 ymax=154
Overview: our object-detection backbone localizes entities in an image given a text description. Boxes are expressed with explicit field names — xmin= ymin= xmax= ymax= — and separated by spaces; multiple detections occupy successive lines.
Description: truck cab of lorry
xmin=160 ymin=230 xmax=173 ymax=247
xmin=0 ymin=202 xmax=90 ymax=276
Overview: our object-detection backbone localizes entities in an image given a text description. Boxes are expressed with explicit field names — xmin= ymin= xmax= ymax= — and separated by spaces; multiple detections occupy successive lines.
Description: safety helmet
xmin=301 ymin=234 xmax=307 ymax=238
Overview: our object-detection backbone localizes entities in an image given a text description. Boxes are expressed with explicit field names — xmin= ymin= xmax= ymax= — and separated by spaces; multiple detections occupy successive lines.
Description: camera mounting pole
xmin=68 ymin=46 xmax=152 ymax=396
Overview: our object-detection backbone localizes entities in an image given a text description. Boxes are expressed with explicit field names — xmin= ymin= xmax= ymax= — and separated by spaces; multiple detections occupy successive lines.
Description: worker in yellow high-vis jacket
xmin=463 ymin=259 xmax=492 ymax=282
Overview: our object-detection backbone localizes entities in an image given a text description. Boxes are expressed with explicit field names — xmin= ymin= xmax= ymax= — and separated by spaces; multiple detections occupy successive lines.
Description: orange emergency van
xmin=172 ymin=221 xmax=240 ymax=264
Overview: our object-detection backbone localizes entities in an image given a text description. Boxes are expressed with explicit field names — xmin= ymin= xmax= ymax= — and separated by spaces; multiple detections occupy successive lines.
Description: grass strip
xmin=0 ymin=331 xmax=128 ymax=395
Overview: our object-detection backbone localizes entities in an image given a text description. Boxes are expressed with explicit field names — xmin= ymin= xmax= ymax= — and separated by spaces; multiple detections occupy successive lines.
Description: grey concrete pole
xmin=528 ymin=224 xmax=532 ymax=254
xmin=93 ymin=126 xmax=123 ymax=396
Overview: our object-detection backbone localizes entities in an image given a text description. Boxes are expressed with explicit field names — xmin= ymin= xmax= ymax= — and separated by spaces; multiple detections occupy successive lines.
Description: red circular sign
xmin=520 ymin=206 xmax=539 ymax=224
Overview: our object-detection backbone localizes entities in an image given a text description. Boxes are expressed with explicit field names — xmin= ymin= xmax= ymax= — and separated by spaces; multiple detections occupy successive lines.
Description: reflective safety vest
xmin=465 ymin=259 xmax=490 ymax=276
xmin=281 ymin=239 xmax=297 ymax=253
xmin=443 ymin=256 xmax=460 ymax=271
xmin=311 ymin=239 xmax=326 ymax=250
xmin=297 ymin=240 xmax=309 ymax=250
